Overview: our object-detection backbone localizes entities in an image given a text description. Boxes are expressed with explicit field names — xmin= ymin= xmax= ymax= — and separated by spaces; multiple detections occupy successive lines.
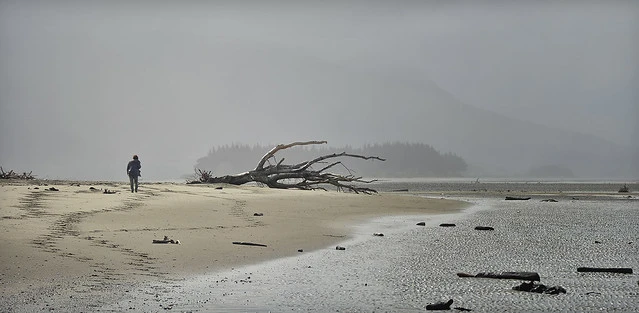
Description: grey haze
xmin=0 ymin=1 xmax=637 ymax=180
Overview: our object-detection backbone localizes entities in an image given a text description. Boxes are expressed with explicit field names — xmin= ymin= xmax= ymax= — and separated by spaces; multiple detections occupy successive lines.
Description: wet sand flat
xmin=112 ymin=194 xmax=638 ymax=312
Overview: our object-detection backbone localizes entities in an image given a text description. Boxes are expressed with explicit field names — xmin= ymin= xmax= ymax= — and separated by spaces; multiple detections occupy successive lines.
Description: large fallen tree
xmin=191 ymin=141 xmax=385 ymax=194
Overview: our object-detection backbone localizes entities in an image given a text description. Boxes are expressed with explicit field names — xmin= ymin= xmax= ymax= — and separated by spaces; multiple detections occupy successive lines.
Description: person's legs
xmin=134 ymin=176 xmax=139 ymax=192
xmin=129 ymin=175 xmax=134 ymax=192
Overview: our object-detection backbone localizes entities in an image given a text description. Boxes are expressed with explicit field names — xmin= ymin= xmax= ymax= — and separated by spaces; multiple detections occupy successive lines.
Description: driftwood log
xmin=577 ymin=267 xmax=633 ymax=274
xmin=153 ymin=236 xmax=180 ymax=244
xmin=194 ymin=141 xmax=385 ymax=194
xmin=457 ymin=271 xmax=541 ymax=281
xmin=232 ymin=241 xmax=267 ymax=247
xmin=505 ymin=196 xmax=531 ymax=201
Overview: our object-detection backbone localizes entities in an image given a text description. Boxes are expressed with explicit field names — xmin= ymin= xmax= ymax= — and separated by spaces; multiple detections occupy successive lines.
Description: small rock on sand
xmin=426 ymin=299 xmax=453 ymax=310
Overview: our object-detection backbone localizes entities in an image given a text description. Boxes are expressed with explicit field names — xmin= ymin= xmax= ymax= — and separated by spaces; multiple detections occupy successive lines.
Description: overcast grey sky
xmin=1 ymin=1 xmax=637 ymax=180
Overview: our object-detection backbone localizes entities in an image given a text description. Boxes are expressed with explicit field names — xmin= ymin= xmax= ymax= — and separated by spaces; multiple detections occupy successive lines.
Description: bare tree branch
xmin=255 ymin=140 xmax=327 ymax=171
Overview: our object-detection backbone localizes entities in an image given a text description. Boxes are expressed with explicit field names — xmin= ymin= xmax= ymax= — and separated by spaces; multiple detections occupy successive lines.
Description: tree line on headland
xmin=194 ymin=142 xmax=467 ymax=178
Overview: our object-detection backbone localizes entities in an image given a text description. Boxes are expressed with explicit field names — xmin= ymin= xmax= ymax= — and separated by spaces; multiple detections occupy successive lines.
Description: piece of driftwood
xmin=513 ymin=281 xmax=567 ymax=295
xmin=474 ymin=226 xmax=494 ymax=231
xmin=232 ymin=241 xmax=267 ymax=247
xmin=577 ymin=267 xmax=633 ymax=274
xmin=426 ymin=299 xmax=453 ymax=310
xmin=152 ymin=236 xmax=180 ymax=244
xmin=439 ymin=223 xmax=456 ymax=227
xmin=457 ymin=271 xmax=541 ymax=281
xmin=0 ymin=167 xmax=35 ymax=180
xmin=505 ymin=196 xmax=531 ymax=200
xmin=190 ymin=169 xmax=212 ymax=183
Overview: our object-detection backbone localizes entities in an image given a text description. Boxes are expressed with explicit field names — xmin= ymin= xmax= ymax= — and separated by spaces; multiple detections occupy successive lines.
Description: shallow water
xmin=367 ymin=179 xmax=638 ymax=196
xmin=103 ymin=193 xmax=639 ymax=312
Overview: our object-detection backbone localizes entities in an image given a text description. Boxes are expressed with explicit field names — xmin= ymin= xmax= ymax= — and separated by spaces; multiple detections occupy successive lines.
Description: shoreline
xmin=147 ymin=195 xmax=638 ymax=313
xmin=0 ymin=180 xmax=467 ymax=311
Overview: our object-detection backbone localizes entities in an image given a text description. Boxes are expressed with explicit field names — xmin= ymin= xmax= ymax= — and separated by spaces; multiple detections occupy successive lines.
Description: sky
xmin=1 ymin=1 xmax=637 ymax=180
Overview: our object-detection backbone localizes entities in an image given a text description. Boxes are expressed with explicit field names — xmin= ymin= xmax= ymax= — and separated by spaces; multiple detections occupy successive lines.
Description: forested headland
xmin=194 ymin=142 xmax=467 ymax=178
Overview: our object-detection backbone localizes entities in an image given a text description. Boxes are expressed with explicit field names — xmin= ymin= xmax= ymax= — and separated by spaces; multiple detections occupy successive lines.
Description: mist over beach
xmin=1 ymin=1 xmax=639 ymax=312
xmin=1 ymin=1 xmax=638 ymax=181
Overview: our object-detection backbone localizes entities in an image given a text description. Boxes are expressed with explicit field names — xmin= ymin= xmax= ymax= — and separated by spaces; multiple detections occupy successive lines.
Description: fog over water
xmin=1 ymin=1 xmax=637 ymax=180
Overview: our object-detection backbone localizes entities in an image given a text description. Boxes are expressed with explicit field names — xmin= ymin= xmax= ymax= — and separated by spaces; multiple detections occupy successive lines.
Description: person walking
xmin=127 ymin=155 xmax=141 ymax=193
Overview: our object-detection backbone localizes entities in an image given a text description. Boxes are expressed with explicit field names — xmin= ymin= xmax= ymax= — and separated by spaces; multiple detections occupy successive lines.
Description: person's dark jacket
xmin=127 ymin=159 xmax=141 ymax=177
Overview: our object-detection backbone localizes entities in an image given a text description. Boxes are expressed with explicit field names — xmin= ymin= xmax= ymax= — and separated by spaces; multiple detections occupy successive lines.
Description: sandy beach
xmin=0 ymin=180 xmax=465 ymax=311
